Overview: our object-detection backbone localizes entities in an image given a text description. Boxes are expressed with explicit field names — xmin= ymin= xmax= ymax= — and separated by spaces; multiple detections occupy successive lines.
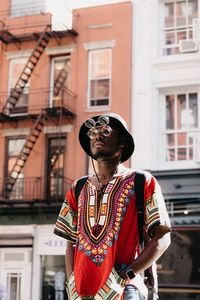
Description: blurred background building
xmin=0 ymin=0 xmax=199 ymax=300
xmin=132 ymin=0 xmax=200 ymax=299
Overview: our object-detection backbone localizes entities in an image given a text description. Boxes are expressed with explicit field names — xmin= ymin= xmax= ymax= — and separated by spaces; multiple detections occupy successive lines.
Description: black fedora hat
xmin=79 ymin=113 xmax=135 ymax=162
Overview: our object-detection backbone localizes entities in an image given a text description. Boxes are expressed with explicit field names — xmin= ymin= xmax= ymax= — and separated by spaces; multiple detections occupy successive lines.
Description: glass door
xmin=0 ymin=248 xmax=32 ymax=300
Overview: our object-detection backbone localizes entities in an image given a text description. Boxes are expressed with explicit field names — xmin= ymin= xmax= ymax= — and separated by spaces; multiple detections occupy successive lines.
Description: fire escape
xmin=0 ymin=18 xmax=78 ymax=201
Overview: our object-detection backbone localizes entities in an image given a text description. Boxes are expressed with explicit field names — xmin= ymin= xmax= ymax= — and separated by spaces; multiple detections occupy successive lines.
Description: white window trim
xmin=87 ymin=48 xmax=112 ymax=109
xmin=49 ymin=55 xmax=71 ymax=107
xmin=158 ymin=86 xmax=200 ymax=170
xmin=160 ymin=0 xmax=200 ymax=56
xmin=84 ymin=39 xmax=116 ymax=51
xmin=45 ymin=45 xmax=75 ymax=56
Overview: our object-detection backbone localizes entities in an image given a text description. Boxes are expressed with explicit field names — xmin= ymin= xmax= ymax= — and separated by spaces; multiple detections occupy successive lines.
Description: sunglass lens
xmin=101 ymin=125 xmax=112 ymax=137
xmin=98 ymin=115 xmax=109 ymax=126
xmin=87 ymin=128 xmax=98 ymax=139
xmin=85 ymin=118 xmax=96 ymax=128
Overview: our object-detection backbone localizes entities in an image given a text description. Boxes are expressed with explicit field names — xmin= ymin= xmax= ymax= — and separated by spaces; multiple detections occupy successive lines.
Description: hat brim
xmin=79 ymin=115 xmax=135 ymax=163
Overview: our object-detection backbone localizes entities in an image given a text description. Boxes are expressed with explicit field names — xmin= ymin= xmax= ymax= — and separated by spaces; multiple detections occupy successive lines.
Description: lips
xmin=93 ymin=141 xmax=106 ymax=148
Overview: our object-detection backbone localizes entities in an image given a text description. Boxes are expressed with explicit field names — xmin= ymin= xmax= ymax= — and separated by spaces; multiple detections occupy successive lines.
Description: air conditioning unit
xmin=179 ymin=39 xmax=199 ymax=53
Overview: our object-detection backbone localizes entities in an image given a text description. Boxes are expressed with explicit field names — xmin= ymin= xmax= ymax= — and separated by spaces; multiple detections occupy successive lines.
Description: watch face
xmin=126 ymin=269 xmax=136 ymax=279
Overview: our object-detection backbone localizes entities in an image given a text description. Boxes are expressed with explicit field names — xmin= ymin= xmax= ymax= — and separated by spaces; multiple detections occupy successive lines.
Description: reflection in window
xmin=88 ymin=49 xmax=111 ymax=107
xmin=7 ymin=138 xmax=26 ymax=199
xmin=52 ymin=56 xmax=71 ymax=106
xmin=42 ymin=255 xmax=67 ymax=300
xmin=158 ymin=228 xmax=200 ymax=298
xmin=47 ymin=136 xmax=66 ymax=199
xmin=163 ymin=0 xmax=198 ymax=55
xmin=164 ymin=92 xmax=199 ymax=162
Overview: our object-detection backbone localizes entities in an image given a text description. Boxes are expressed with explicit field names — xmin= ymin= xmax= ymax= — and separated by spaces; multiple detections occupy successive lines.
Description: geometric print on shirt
xmin=77 ymin=173 xmax=136 ymax=266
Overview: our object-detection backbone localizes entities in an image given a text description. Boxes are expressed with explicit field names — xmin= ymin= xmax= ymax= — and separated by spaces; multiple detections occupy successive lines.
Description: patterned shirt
xmin=54 ymin=167 xmax=170 ymax=299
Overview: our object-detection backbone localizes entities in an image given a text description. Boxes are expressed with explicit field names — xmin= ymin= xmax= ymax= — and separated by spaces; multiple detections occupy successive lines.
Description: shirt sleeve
xmin=54 ymin=183 xmax=78 ymax=243
xmin=144 ymin=172 xmax=171 ymax=237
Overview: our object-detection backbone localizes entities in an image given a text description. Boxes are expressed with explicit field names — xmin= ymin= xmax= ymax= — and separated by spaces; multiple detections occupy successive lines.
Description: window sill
xmin=154 ymin=51 xmax=200 ymax=66
xmin=84 ymin=106 xmax=111 ymax=113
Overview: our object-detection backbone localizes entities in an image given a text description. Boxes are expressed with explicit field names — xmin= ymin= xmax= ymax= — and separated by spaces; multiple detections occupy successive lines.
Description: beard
xmin=91 ymin=146 xmax=122 ymax=161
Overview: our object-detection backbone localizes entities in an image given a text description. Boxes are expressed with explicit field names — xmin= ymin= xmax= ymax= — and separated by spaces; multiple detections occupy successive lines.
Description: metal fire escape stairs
xmin=4 ymin=42 xmax=73 ymax=198
xmin=3 ymin=26 xmax=52 ymax=198
xmin=2 ymin=26 xmax=52 ymax=115
xmin=4 ymin=112 xmax=48 ymax=197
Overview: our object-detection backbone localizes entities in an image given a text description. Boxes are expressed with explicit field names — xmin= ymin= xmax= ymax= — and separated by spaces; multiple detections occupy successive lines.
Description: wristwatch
xmin=125 ymin=267 xmax=136 ymax=280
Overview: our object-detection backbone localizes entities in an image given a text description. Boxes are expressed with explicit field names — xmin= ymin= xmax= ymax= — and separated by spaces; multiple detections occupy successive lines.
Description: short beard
xmin=92 ymin=148 xmax=122 ymax=162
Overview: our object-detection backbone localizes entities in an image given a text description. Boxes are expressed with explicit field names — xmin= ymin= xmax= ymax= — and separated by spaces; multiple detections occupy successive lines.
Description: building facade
xmin=0 ymin=1 xmax=132 ymax=300
xmin=132 ymin=0 xmax=200 ymax=299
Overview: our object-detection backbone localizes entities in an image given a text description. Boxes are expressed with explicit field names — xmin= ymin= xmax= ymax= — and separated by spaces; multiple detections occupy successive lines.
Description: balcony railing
xmin=0 ymin=176 xmax=72 ymax=203
xmin=0 ymin=87 xmax=76 ymax=118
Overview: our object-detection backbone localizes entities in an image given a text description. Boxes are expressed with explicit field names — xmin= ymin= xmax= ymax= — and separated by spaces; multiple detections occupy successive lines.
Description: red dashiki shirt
xmin=54 ymin=167 xmax=170 ymax=299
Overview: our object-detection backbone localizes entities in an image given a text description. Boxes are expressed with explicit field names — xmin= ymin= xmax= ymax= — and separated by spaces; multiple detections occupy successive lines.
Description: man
xmin=54 ymin=113 xmax=171 ymax=300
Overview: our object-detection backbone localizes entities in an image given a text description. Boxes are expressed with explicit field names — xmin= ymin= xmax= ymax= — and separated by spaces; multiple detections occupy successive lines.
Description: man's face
xmin=89 ymin=127 xmax=123 ymax=160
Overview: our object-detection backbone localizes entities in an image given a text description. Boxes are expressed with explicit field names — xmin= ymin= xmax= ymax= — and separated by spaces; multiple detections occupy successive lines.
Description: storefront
xmin=0 ymin=224 xmax=67 ymax=300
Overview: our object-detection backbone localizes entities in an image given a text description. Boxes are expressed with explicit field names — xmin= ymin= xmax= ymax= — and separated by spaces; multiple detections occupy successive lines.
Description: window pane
xmin=189 ymin=93 xmax=198 ymax=128
xmin=8 ymin=139 xmax=26 ymax=156
xmin=89 ymin=49 xmax=111 ymax=107
xmin=189 ymin=147 xmax=193 ymax=159
xmin=91 ymin=79 xmax=109 ymax=99
xmin=166 ymin=95 xmax=175 ymax=129
xmin=158 ymin=229 xmax=200 ymax=289
xmin=167 ymin=134 xmax=175 ymax=146
xmin=176 ymin=1 xmax=187 ymax=27
xmin=166 ymin=149 xmax=175 ymax=161
xmin=177 ymin=94 xmax=186 ymax=129
xmin=177 ymin=30 xmax=187 ymax=42
xmin=178 ymin=133 xmax=186 ymax=146
xmin=91 ymin=49 xmax=110 ymax=78
xmin=42 ymin=255 xmax=67 ymax=300
xmin=53 ymin=57 xmax=70 ymax=92
xmin=178 ymin=148 xmax=187 ymax=160
xmin=188 ymin=0 xmax=198 ymax=24
xmin=164 ymin=3 xmax=174 ymax=28
xmin=165 ymin=31 xmax=176 ymax=45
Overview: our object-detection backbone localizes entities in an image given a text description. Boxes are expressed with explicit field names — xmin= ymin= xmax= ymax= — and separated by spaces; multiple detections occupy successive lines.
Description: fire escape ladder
xmin=53 ymin=64 xmax=69 ymax=97
xmin=3 ymin=26 xmax=52 ymax=114
xmin=4 ymin=112 xmax=47 ymax=197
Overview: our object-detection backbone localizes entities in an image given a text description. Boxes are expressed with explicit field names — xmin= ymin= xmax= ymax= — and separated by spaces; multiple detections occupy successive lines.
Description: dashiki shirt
xmin=54 ymin=167 xmax=170 ymax=300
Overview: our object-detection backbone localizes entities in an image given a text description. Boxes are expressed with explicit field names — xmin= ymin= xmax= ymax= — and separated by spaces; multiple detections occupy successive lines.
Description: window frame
xmin=162 ymin=0 xmax=199 ymax=56
xmin=87 ymin=48 xmax=112 ymax=109
xmin=159 ymin=87 xmax=200 ymax=168
xmin=49 ymin=55 xmax=71 ymax=108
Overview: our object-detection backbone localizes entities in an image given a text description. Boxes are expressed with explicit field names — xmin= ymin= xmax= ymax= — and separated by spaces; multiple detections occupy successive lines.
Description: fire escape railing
xmin=0 ymin=87 xmax=76 ymax=116
xmin=0 ymin=176 xmax=72 ymax=202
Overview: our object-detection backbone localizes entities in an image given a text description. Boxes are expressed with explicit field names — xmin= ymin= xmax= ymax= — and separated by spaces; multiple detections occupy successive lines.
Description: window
xmin=6 ymin=138 xmax=26 ymax=199
xmin=164 ymin=92 xmax=199 ymax=162
xmin=88 ymin=49 xmax=111 ymax=107
xmin=158 ymin=227 xmax=200 ymax=298
xmin=163 ymin=0 xmax=198 ymax=55
xmin=9 ymin=58 xmax=29 ymax=115
xmin=50 ymin=56 xmax=71 ymax=107
xmin=46 ymin=136 xmax=66 ymax=199
xmin=41 ymin=255 xmax=67 ymax=300
xmin=10 ymin=0 xmax=45 ymax=17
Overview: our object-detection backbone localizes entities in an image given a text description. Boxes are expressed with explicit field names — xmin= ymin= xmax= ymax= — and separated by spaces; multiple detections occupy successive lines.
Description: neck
xmin=96 ymin=158 xmax=119 ymax=180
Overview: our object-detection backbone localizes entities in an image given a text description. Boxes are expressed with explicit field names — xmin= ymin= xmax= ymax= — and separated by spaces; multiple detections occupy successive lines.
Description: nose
xmin=95 ymin=128 xmax=104 ymax=140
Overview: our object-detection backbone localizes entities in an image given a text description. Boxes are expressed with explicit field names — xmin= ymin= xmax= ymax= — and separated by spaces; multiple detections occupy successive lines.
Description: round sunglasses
xmin=85 ymin=116 xmax=112 ymax=139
